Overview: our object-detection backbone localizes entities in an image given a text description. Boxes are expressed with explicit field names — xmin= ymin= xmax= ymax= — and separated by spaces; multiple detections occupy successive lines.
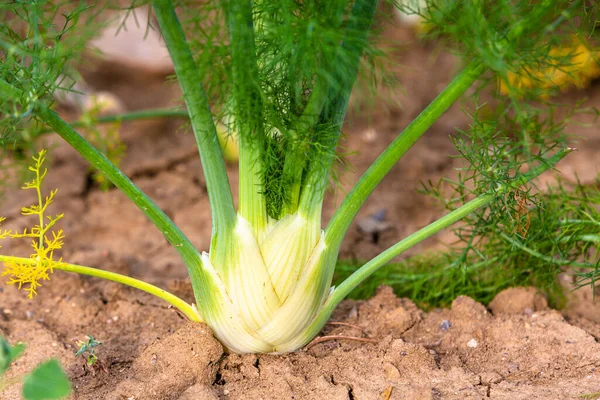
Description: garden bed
xmin=1 ymin=22 xmax=600 ymax=399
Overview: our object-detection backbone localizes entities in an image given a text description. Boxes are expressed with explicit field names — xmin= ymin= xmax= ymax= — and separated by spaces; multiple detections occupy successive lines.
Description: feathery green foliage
xmin=0 ymin=1 xmax=102 ymax=146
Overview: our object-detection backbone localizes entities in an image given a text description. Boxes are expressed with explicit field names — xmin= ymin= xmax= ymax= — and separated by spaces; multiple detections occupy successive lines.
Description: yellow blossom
xmin=0 ymin=150 xmax=65 ymax=298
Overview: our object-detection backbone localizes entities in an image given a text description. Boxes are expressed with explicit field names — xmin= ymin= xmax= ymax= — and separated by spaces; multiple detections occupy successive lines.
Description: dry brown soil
xmin=1 ymin=17 xmax=600 ymax=400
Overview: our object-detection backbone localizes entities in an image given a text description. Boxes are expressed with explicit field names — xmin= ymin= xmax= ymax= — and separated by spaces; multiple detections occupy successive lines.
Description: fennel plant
xmin=0 ymin=0 xmax=597 ymax=353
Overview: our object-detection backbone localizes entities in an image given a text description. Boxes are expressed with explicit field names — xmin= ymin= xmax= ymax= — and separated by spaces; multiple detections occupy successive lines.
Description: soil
xmin=2 ymin=10 xmax=600 ymax=400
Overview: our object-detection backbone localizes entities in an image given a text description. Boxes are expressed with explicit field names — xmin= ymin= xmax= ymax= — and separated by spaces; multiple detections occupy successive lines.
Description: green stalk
xmin=37 ymin=109 xmax=191 ymax=134
xmin=224 ymin=0 xmax=268 ymax=236
xmin=0 ymin=79 xmax=22 ymax=102
xmin=324 ymin=0 xmax=563 ymax=252
xmin=298 ymin=0 xmax=379 ymax=217
xmin=299 ymin=148 xmax=571 ymax=346
xmin=281 ymin=136 xmax=305 ymax=215
xmin=36 ymin=106 xmax=207 ymax=300
xmin=325 ymin=61 xmax=485 ymax=252
xmin=0 ymin=255 xmax=201 ymax=322
xmin=153 ymin=0 xmax=236 ymax=235
xmin=499 ymin=233 xmax=591 ymax=268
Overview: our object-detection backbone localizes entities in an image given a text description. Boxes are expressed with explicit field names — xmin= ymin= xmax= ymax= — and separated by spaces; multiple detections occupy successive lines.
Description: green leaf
xmin=22 ymin=359 xmax=70 ymax=400
xmin=0 ymin=337 xmax=25 ymax=375
xmin=9 ymin=343 xmax=26 ymax=364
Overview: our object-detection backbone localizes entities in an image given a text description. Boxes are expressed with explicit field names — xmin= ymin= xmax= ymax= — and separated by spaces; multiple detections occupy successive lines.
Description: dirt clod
xmin=106 ymin=323 xmax=223 ymax=400
xmin=489 ymin=287 xmax=549 ymax=315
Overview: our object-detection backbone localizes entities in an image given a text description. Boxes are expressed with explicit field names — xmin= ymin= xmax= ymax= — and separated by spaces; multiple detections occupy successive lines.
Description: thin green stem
xmin=153 ymin=0 xmax=236 ymax=235
xmin=36 ymin=106 xmax=207 ymax=301
xmin=0 ymin=79 xmax=21 ymax=100
xmin=333 ymin=194 xmax=492 ymax=300
xmin=325 ymin=61 xmax=485 ymax=253
xmin=578 ymin=235 xmax=600 ymax=244
xmin=37 ymin=109 xmax=190 ymax=134
xmin=297 ymin=148 xmax=571 ymax=348
xmin=0 ymin=255 xmax=202 ymax=322
xmin=35 ymin=171 xmax=44 ymax=250
xmin=499 ymin=233 xmax=591 ymax=268
xmin=224 ymin=0 xmax=267 ymax=236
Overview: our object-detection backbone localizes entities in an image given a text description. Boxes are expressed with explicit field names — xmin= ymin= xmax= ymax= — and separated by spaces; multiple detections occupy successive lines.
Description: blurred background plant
xmin=0 ymin=335 xmax=70 ymax=400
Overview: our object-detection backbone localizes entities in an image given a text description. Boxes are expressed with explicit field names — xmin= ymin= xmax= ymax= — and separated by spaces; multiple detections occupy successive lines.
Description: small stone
xmin=25 ymin=310 xmax=34 ymax=319
xmin=2 ymin=309 xmax=12 ymax=315
xmin=480 ymin=371 xmax=503 ymax=385
xmin=347 ymin=305 xmax=358 ymax=320
xmin=507 ymin=362 xmax=520 ymax=374
xmin=383 ymin=362 xmax=401 ymax=381
xmin=357 ymin=209 xmax=393 ymax=243
xmin=467 ymin=339 xmax=478 ymax=348
xmin=362 ymin=128 xmax=378 ymax=143
xmin=440 ymin=320 xmax=451 ymax=331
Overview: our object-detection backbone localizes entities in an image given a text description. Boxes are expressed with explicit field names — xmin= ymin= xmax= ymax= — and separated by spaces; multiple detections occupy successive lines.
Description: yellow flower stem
xmin=0 ymin=255 xmax=202 ymax=322
xmin=35 ymin=166 xmax=44 ymax=250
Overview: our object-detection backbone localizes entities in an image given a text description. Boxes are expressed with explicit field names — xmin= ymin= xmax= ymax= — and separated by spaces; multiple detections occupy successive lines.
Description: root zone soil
xmin=2 ymin=25 xmax=600 ymax=400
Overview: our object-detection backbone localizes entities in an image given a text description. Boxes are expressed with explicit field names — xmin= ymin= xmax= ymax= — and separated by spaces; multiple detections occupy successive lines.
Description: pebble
xmin=347 ymin=305 xmax=358 ymax=320
xmin=362 ymin=128 xmax=378 ymax=143
xmin=383 ymin=362 xmax=401 ymax=381
xmin=440 ymin=320 xmax=451 ymax=331
xmin=480 ymin=371 xmax=503 ymax=385
xmin=467 ymin=338 xmax=478 ymax=348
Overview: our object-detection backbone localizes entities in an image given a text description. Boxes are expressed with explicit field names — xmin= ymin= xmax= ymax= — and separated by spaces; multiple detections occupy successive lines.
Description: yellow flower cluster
xmin=0 ymin=150 xmax=65 ymax=298
xmin=500 ymin=40 xmax=600 ymax=96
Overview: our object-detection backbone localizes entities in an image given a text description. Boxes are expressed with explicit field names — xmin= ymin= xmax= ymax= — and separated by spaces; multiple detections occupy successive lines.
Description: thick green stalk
xmin=281 ymin=137 xmax=305 ymax=215
xmin=153 ymin=1 xmax=236 ymax=235
xmin=325 ymin=61 xmax=485 ymax=252
xmin=224 ymin=0 xmax=268 ymax=236
xmin=0 ymin=255 xmax=201 ymax=322
xmin=299 ymin=148 xmax=571 ymax=347
xmin=36 ymin=106 xmax=206 ymax=299
xmin=298 ymin=0 xmax=379 ymax=217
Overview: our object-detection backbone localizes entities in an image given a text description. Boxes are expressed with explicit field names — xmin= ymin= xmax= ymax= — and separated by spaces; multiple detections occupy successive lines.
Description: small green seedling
xmin=0 ymin=336 xmax=70 ymax=400
xmin=75 ymin=335 xmax=107 ymax=375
